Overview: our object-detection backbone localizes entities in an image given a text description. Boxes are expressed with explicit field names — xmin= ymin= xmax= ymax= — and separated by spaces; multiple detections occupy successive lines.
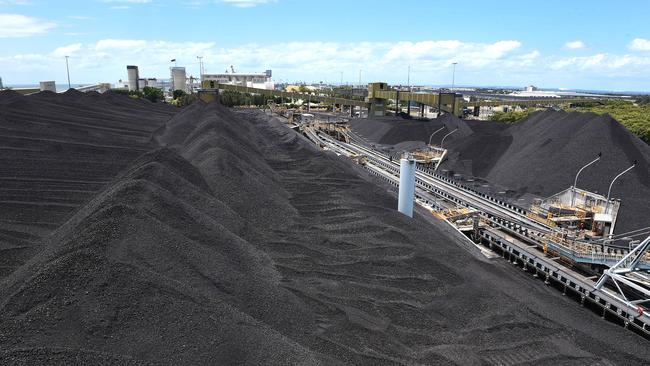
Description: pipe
xmin=398 ymin=157 xmax=416 ymax=217
xmin=606 ymin=161 xmax=637 ymax=214
xmin=440 ymin=128 xmax=459 ymax=149
xmin=428 ymin=126 xmax=446 ymax=146
xmin=571 ymin=153 xmax=601 ymax=206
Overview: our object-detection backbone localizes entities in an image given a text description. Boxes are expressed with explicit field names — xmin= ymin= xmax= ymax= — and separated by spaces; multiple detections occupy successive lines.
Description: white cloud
xmin=550 ymin=53 xmax=650 ymax=73
xmin=3 ymin=38 xmax=650 ymax=90
xmin=629 ymin=38 xmax=650 ymax=51
xmin=0 ymin=0 xmax=31 ymax=5
xmin=0 ymin=13 xmax=55 ymax=37
xmin=102 ymin=0 xmax=151 ymax=3
xmin=216 ymin=0 xmax=277 ymax=8
xmin=564 ymin=40 xmax=585 ymax=49
xmin=52 ymin=43 xmax=83 ymax=57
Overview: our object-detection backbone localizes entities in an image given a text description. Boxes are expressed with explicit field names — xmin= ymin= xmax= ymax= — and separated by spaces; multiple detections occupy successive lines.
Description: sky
xmin=1 ymin=0 xmax=650 ymax=91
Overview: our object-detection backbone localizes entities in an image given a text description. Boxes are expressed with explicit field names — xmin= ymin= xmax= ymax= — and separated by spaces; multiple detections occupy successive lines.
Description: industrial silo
xmin=127 ymin=65 xmax=140 ymax=91
xmin=171 ymin=67 xmax=187 ymax=92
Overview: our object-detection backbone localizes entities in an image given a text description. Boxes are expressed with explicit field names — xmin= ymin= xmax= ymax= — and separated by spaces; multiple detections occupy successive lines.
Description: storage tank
xmin=171 ymin=67 xmax=187 ymax=92
xmin=127 ymin=65 xmax=139 ymax=91
xmin=39 ymin=81 xmax=56 ymax=92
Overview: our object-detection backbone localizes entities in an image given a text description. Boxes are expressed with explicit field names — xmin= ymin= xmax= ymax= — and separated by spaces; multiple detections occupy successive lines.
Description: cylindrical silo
xmin=127 ymin=65 xmax=139 ymax=91
xmin=39 ymin=81 xmax=56 ymax=92
xmin=171 ymin=67 xmax=187 ymax=92
xmin=398 ymin=157 xmax=416 ymax=217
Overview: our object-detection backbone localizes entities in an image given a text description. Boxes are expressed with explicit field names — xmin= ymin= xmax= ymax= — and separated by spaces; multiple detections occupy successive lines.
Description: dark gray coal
xmin=0 ymin=89 xmax=177 ymax=278
xmin=1 ymin=97 xmax=649 ymax=365
xmin=351 ymin=111 xmax=650 ymax=234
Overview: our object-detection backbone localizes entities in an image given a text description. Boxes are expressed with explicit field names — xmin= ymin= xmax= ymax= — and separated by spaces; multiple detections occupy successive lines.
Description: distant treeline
xmin=111 ymin=88 xmax=197 ymax=106
xmin=489 ymin=100 xmax=650 ymax=144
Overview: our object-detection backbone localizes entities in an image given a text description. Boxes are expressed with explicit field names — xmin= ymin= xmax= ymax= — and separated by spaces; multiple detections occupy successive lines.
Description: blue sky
xmin=1 ymin=0 xmax=650 ymax=91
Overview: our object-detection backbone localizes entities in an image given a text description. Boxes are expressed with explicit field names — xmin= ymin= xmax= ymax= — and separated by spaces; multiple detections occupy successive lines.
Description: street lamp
xmin=428 ymin=126 xmax=446 ymax=146
xmin=65 ymin=56 xmax=71 ymax=90
xmin=571 ymin=153 xmax=601 ymax=206
xmin=451 ymin=62 xmax=458 ymax=92
xmin=407 ymin=65 xmax=411 ymax=115
xmin=606 ymin=161 xmax=637 ymax=214
xmin=440 ymin=128 xmax=459 ymax=149
xmin=197 ymin=56 xmax=203 ymax=79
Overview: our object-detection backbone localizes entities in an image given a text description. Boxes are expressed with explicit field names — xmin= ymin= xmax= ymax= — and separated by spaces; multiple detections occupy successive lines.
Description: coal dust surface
xmin=350 ymin=112 xmax=650 ymax=234
xmin=1 ymin=95 xmax=649 ymax=365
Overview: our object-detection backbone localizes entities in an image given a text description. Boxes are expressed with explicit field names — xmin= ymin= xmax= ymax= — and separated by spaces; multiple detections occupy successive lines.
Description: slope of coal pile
xmin=2 ymin=102 xmax=648 ymax=365
xmin=0 ymin=90 xmax=176 ymax=278
xmin=440 ymin=119 xmax=512 ymax=178
xmin=349 ymin=113 xmax=472 ymax=146
xmin=485 ymin=110 xmax=650 ymax=233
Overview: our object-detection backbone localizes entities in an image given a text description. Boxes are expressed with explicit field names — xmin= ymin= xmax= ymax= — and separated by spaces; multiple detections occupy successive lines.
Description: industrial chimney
xmin=127 ymin=65 xmax=140 ymax=91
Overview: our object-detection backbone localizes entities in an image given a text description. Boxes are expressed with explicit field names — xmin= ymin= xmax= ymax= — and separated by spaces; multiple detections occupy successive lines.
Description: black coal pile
xmin=1 ymin=99 xmax=649 ymax=365
xmin=482 ymin=110 xmax=649 ymax=234
xmin=350 ymin=110 xmax=649 ymax=234
xmin=350 ymin=114 xmax=472 ymax=147
xmin=0 ymin=90 xmax=176 ymax=278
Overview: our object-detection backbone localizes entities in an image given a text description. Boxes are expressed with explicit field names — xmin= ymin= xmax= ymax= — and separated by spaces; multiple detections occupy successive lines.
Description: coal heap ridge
xmin=1 ymin=98 xmax=649 ymax=365
xmin=0 ymin=89 xmax=177 ymax=278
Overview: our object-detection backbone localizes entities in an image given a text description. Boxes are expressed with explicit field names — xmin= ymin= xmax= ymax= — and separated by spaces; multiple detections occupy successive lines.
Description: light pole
xmin=451 ymin=62 xmax=458 ymax=92
xmin=197 ymin=56 xmax=203 ymax=79
xmin=407 ymin=65 xmax=411 ymax=115
xmin=440 ymin=128 xmax=458 ymax=149
xmin=65 ymin=56 xmax=71 ymax=90
xmin=571 ymin=153 xmax=601 ymax=206
xmin=606 ymin=161 xmax=637 ymax=214
xmin=428 ymin=126 xmax=446 ymax=146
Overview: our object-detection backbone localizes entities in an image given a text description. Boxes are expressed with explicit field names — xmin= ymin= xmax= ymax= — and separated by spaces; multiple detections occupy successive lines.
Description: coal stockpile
xmin=1 ymin=100 xmax=649 ymax=365
xmin=0 ymin=90 xmax=176 ymax=278
xmin=484 ymin=110 xmax=650 ymax=233
xmin=350 ymin=114 xmax=473 ymax=147
xmin=350 ymin=111 xmax=649 ymax=234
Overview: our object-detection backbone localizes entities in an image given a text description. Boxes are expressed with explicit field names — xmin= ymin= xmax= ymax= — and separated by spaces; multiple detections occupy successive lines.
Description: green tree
xmin=142 ymin=86 xmax=164 ymax=103
xmin=172 ymin=89 xmax=187 ymax=100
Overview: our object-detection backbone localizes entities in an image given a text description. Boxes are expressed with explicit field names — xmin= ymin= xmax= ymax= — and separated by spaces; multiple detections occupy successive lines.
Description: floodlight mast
xmin=605 ymin=161 xmax=637 ymax=214
xmin=440 ymin=128 xmax=459 ymax=149
xmin=571 ymin=153 xmax=601 ymax=206
xmin=428 ymin=126 xmax=446 ymax=146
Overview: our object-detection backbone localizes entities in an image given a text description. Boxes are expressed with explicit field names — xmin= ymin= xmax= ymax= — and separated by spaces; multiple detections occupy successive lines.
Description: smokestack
xmin=398 ymin=156 xmax=416 ymax=217
xmin=127 ymin=65 xmax=140 ymax=91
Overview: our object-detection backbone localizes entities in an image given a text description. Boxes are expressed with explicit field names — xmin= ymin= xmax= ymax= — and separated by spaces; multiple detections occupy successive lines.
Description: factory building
xmin=39 ymin=81 xmax=56 ymax=92
xmin=127 ymin=65 xmax=140 ymax=91
xmin=202 ymin=68 xmax=273 ymax=90
xmin=171 ymin=67 xmax=187 ymax=92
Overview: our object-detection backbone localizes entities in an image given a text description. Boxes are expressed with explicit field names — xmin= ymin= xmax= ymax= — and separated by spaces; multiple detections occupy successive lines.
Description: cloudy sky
xmin=1 ymin=0 xmax=649 ymax=91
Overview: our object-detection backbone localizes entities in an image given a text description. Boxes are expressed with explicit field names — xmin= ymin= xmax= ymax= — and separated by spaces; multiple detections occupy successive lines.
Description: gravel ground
xmin=0 ymin=99 xmax=649 ymax=364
